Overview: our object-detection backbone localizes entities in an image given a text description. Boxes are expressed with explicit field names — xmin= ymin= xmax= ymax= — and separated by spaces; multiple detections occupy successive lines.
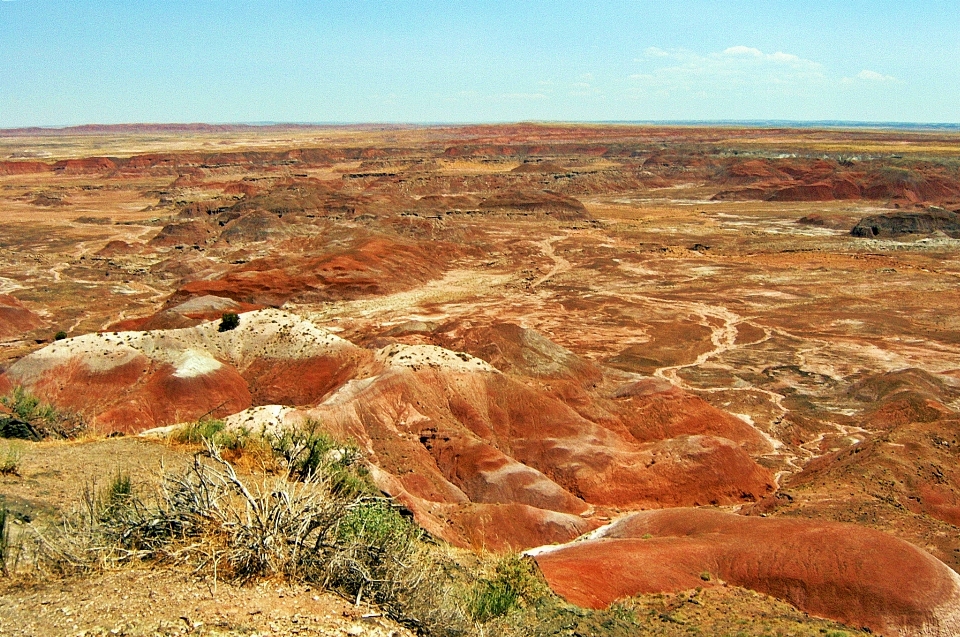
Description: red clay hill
xmin=533 ymin=508 xmax=960 ymax=637
xmin=0 ymin=311 xmax=774 ymax=550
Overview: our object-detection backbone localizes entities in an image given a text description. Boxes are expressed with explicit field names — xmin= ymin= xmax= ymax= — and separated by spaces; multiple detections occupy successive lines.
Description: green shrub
xmin=0 ymin=387 xmax=79 ymax=440
xmin=54 ymin=331 xmax=67 ymax=341
xmin=336 ymin=499 xmax=419 ymax=549
xmin=218 ymin=312 xmax=240 ymax=332
xmin=268 ymin=422 xmax=373 ymax=496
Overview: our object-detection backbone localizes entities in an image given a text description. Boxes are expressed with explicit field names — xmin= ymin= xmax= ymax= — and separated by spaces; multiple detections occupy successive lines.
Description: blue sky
xmin=1 ymin=1 xmax=958 ymax=126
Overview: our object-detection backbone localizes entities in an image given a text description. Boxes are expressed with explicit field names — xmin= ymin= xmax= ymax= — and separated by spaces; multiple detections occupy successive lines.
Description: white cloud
xmin=643 ymin=47 xmax=670 ymax=58
xmin=723 ymin=46 xmax=763 ymax=57
xmin=857 ymin=69 xmax=896 ymax=82
xmin=499 ymin=93 xmax=548 ymax=101
xmin=628 ymin=45 xmax=826 ymax=96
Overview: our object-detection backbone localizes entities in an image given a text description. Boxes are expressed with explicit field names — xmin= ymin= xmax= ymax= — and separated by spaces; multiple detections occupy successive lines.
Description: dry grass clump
xmin=0 ymin=440 xmax=22 ymax=476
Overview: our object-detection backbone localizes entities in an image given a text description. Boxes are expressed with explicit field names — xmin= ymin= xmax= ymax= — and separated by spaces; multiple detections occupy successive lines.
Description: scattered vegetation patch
xmin=171 ymin=418 xmax=248 ymax=450
xmin=0 ymin=387 xmax=83 ymax=440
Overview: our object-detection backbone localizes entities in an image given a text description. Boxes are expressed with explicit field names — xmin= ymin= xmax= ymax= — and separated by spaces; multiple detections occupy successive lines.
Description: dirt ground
xmin=0 ymin=568 xmax=412 ymax=636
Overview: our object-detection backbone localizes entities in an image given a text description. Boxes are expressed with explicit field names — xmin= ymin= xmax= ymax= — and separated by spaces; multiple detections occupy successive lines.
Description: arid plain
xmin=2 ymin=123 xmax=960 ymax=636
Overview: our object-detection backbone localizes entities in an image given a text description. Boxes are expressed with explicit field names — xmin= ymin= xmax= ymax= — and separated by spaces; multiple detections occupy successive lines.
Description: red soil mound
xmin=0 ymin=161 xmax=52 ymax=175
xmin=0 ymin=311 xmax=368 ymax=432
xmin=605 ymin=382 xmax=771 ymax=454
xmin=148 ymin=220 xmax=217 ymax=247
xmin=767 ymin=183 xmax=836 ymax=201
xmin=216 ymin=211 xmax=290 ymax=244
xmin=169 ymin=236 xmax=455 ymax=306
xmin=478 ymin=190 xmax=590 ymax=220
xmin=0 ymin=294 xmax=45 ymax=339
xmin=107 ymin=295 xmax=265 ymax=331
xmin=97 ymin=240 xmax=142 ymax=257
xmin=534 ymin=508 xmax=960 ymax=636
xmin=26 ymin=356 xmax=251 ymax=434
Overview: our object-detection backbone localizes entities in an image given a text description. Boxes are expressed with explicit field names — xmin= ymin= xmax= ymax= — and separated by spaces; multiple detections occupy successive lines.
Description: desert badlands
xmin=2 ymin=123 xmax=960 ymax=635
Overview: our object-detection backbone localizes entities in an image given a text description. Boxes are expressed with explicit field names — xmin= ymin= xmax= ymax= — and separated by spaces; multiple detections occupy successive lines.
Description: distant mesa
xmin=478 ymin=190 xmax=591 ymax=221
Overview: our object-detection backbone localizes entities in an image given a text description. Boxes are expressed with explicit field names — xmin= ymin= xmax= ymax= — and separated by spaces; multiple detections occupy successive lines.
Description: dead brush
xmin=25 ymin=440 xmax=472 ymax=636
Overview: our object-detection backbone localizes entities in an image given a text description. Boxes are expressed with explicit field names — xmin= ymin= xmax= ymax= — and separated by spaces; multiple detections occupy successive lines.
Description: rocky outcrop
xmin=850 ymin=209 xmax=960 ymax=238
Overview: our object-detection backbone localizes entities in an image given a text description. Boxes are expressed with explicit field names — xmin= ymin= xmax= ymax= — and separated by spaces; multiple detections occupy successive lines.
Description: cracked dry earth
xmin=3 ymin=123 xmax=960 ymax=635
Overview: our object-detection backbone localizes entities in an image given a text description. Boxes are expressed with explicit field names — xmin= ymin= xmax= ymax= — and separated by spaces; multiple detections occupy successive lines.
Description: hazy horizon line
xmin=3 ymin=119 xmax=960 ymax=137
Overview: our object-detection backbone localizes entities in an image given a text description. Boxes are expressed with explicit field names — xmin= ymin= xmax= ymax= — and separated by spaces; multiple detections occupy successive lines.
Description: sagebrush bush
xmin=468 ymin=554 xmax=544 ymax=621
xmin=268 ymin=421 xmax=374 ymax=496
